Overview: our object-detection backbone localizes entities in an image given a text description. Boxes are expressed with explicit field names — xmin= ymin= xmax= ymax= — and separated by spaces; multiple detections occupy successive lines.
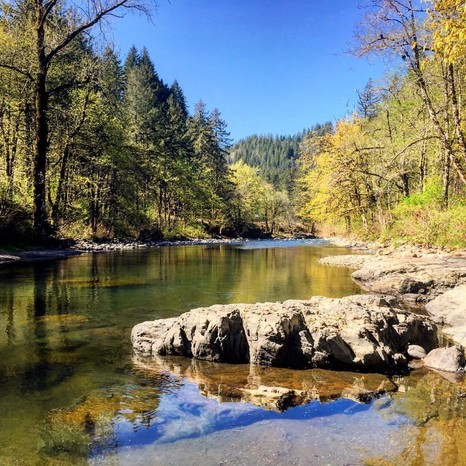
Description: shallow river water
xmin=0 ymin=240 xmax=465 ymax=465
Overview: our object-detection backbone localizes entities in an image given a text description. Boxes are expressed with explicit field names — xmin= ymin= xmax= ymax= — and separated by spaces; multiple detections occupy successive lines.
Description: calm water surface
xmin=0 ymin=240 xmax=465 ymax=465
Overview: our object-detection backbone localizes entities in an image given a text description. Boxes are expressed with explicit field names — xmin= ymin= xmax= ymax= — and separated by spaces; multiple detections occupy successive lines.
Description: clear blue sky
xmin=111 ymin=0 xmax=385 ymax=141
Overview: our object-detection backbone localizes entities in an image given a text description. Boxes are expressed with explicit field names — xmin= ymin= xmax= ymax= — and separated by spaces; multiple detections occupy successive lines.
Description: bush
xmin=374 ymin=177 xmax=464 ymax=247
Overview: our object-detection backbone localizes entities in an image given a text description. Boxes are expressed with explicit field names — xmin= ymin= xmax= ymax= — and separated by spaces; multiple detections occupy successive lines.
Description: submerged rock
xmin=132 ymin=295 xmax=438 ymax=372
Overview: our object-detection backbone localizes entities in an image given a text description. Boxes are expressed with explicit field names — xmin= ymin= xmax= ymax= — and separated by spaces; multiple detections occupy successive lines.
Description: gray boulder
xmin=424 ymin=345 xmax=465 ymax=373
xmin=132 ymin=295 xmax=438 ymax=372
xmin=425 ymin=284 xmax=466 ymax=346
xmin=154 ymin=305 xmax=249 ymax=363
xmin=426 ymin=284 xmax=466 ymax=325
xmin=407 ymin=344 xmax=427 ymax=359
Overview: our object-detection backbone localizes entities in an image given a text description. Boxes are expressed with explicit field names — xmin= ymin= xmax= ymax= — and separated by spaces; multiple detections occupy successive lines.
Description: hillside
xmin=229 ymin=123 xmax=333 ymax=193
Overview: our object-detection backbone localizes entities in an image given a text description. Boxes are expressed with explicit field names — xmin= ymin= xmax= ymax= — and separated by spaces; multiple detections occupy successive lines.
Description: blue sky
xmin=111 ymin=0 xmax=386 ymax=141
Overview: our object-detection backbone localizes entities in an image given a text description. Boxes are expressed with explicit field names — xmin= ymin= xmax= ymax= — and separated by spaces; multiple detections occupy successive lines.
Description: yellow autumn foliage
xmin=432 ymin=0 xmax=466 ymax=63
xmin=299 ymin=118 xmax=375 ymax=226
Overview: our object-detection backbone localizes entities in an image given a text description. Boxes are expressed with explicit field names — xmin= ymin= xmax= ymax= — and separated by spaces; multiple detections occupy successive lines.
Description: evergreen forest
xmin=229 ymin=124 xmax=332 ymax=193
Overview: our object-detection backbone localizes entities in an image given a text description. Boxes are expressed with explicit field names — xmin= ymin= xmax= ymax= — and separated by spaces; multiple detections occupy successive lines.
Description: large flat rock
xmin=321 ymin=249 xmax=466 ymax=347
xmin=351 ymin=254 xmax=466 ymax=304
xmin=320 ymin=249 xmax=466 ymax=306
xmin=132 ymin=295 xmax=438 ymax=372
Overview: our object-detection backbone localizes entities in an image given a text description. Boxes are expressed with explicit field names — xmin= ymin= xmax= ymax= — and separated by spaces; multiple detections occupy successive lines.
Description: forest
xmin=229 ymin=124 xmax=332 ymax=193
xmin=299 ymin=0 xmax=466 ymax=247
xmin=0 ymin=0 xmax=293 ymax=242
xmin=1 ymin=0 xmax=466 ymax=247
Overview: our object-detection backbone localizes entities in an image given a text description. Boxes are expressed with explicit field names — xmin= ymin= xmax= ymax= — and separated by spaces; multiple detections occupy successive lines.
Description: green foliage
xmin=229 ymin=161 xmax=291 ymax=235
xmin=161 ymin=224 xmax=209 ymax=241
xmin=382 ymin=204 xmax=466 ymax=248
xmin=0 ymin=4 xmax=240 ymax=242
xmin=394 ymin=177 xmax=443 ymax=211
xmin=381 ymin=177 xmax=466 ymax=247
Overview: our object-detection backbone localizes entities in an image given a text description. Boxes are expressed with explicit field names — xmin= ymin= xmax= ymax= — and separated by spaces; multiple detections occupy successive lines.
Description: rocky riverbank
xmin=132 ymin=295 xmax=438 ymax=373
xmin=319 ymin=243 xmax=466 ymax=357
xmin=0 ymin=249 xmax=82 ymax=264
xmin=0 ymin=238 xmax=245 ymax=264
xmin=0 ymin=236 xmax=320 ymax=264
xmin=71 ymin=238 xmax=245 ymax=252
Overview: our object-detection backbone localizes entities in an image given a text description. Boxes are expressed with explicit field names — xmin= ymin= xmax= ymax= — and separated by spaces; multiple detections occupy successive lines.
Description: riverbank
xmin=0 ymin=249 xmax=82 ymax=264
xmin=321 ymin=240 xmax=466 ymax=303
xmin=0 ymin=238 xmax=243 ymax=264
xmin=0 ymin=236 xmax=318 ymax=264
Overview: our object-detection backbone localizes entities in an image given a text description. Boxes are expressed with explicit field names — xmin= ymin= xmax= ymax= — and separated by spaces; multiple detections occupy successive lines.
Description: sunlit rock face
xmin=426 ymin=285 xmax=466 ymax=346
xmin=349 ymin=252 xmax=466 ymax=305
xmin=424 ymin=346 xmax=465 ymax=373
xmin=132 ymin=295 xmax=438 ymax=372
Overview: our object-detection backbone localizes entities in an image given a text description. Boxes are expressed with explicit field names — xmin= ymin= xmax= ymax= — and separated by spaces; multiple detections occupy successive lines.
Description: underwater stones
xmin=133 ymin=355 xmax=399 ymax=412
xmin=132 ymin=295 xmax=438 ymax=372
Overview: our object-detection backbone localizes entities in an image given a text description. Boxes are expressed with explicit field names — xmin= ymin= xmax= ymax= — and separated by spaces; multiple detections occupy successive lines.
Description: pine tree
xmin=356 ymin=79 xmax=380 ymax=119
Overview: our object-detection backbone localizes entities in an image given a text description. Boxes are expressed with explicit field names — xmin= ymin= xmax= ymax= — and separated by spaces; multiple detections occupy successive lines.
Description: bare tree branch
xmin=41 ymin=0 xmax=59 ymax=26
xmin=46 ymin=0 xmax=151 ymax=65
xmin=0 ymin=63 xmax=33 ymax=81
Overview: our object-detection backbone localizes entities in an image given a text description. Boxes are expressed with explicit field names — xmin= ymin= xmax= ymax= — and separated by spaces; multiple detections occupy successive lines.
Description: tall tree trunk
xmin=33 ymin=3 xmax=50 ymax=238
xmin=442 ymin=148 xmax=451 ymax=207
xmin=401 ymin=173 xmax=410 ymax=197
xmin=419 ymin=135 xmax=427 ymax=193
xmin=414 ymin=67 xmax=466 ymax=185
xmin=52 ymin=145 xmax=70 ymax=228
xmin=448 ymin=63 xmax=466 ymax=169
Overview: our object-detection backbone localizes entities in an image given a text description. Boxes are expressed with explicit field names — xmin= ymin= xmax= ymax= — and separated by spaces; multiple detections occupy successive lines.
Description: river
xmin=0 ymin=240 xmax=464 ymax=465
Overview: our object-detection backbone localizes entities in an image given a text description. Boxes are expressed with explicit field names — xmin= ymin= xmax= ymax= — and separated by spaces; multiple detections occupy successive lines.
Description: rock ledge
xmin=132 ymin=295 xmax=438 ymax=372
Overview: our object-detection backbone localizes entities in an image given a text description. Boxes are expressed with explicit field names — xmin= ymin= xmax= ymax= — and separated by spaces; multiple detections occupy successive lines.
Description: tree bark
xmin=33 ymin=1 xmax=50 ymax=238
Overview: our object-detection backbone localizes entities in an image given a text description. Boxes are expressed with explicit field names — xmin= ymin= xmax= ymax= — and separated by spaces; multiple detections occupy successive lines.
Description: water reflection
xmin=88 ymin=360 xmax=412 ymax=466
xmin=133 ymin=355 xmax=398 ymax=410
xmin=40 ymin=354 xmax=466 ymax=465
xmin=87 ymin=366 xmax=466 ymax=466
xmin=2 ymin=240 xmax=463 ymax=464
xmin=366 ymin=370 xmax=466 ymax=466
xmin=45 ymin=357 xmax=403 ymax=464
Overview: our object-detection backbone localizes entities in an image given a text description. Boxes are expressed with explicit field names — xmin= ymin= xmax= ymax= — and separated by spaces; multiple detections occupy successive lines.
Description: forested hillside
xmin=229 ymin=124 xmax=332 ymax=193
xmin=298 ymin=0 xmax=466 ymax=248
xmin=2 ymin=0 xmax=465 ymax=247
